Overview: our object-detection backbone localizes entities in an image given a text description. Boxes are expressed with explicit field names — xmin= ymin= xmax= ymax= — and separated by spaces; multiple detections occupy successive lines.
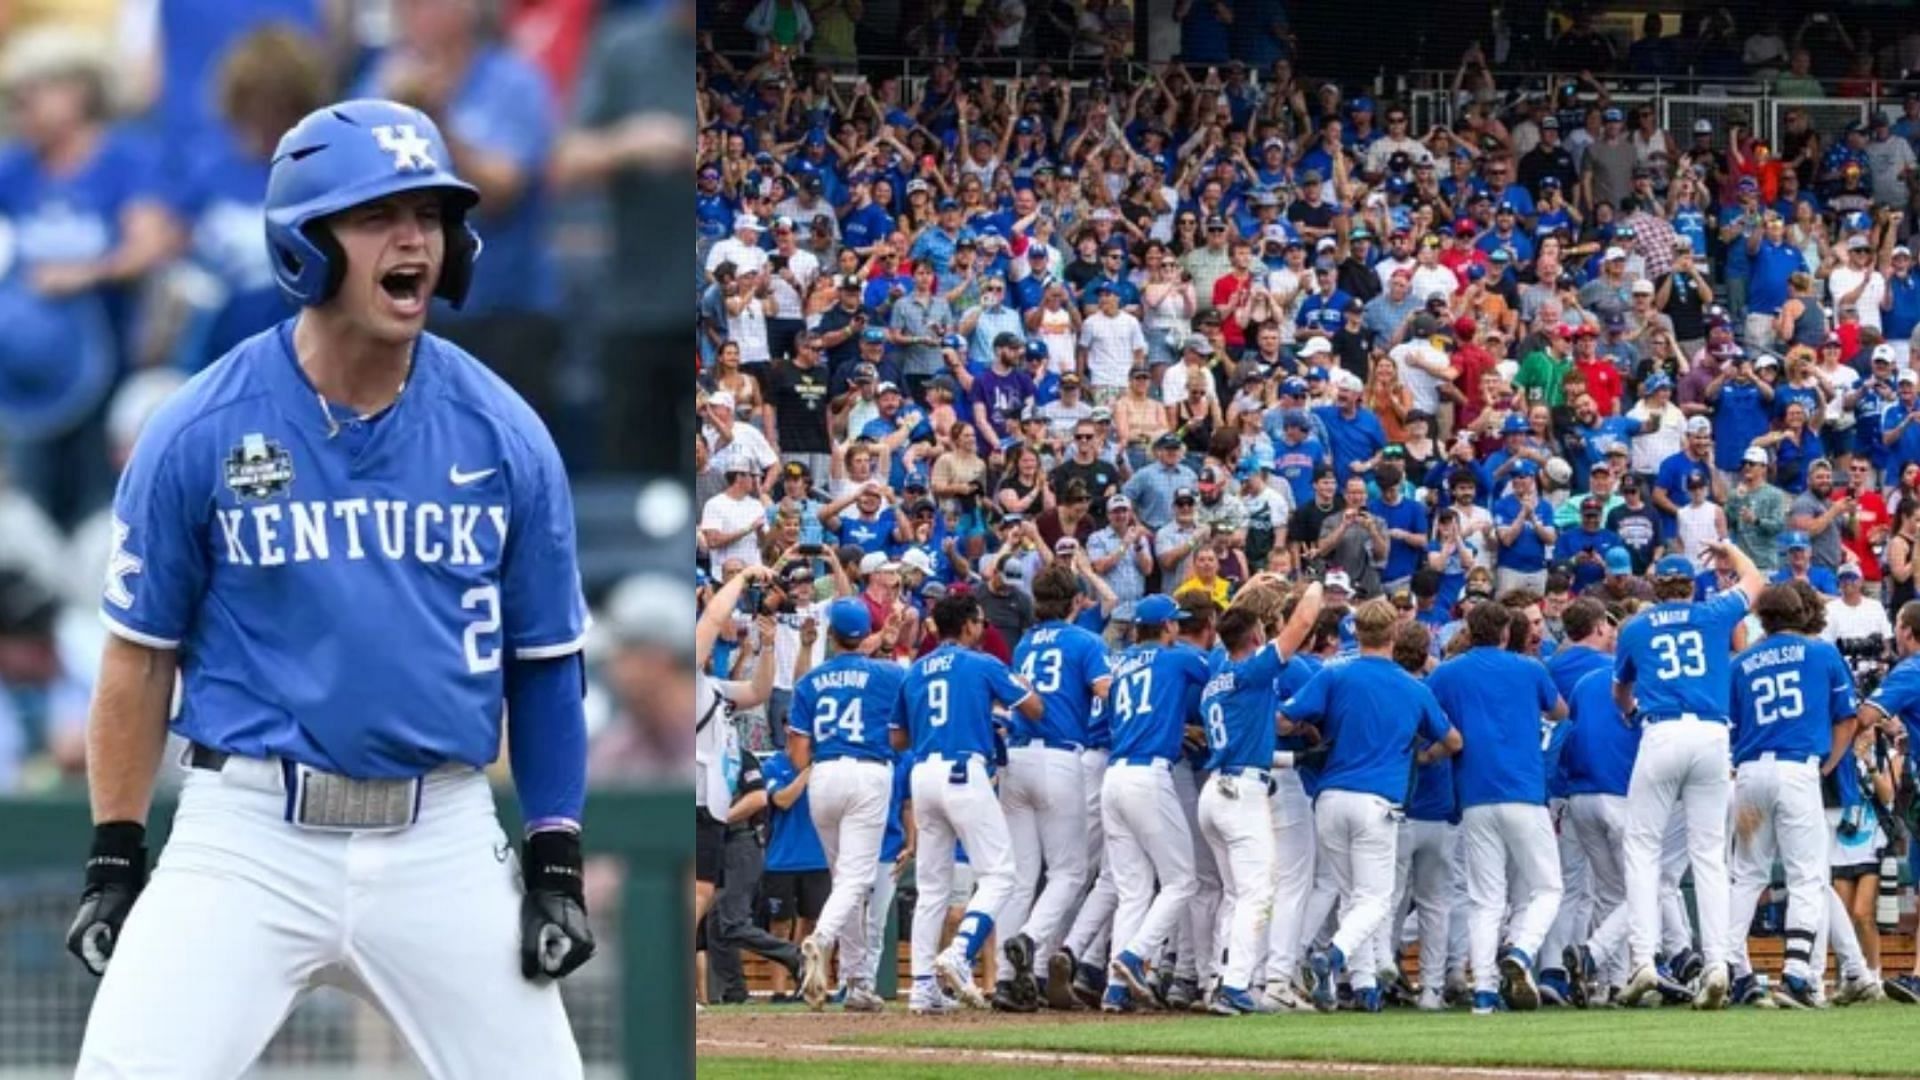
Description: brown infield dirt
xmin=694 ymin=1010 xmax=1838 ymax=1080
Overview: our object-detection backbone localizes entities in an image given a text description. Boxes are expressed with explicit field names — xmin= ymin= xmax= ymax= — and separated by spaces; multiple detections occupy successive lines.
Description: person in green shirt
xmin=1515 ymin=325 xmax=1576 ymax=409
xmin=1724 ymin=445 xmax=1790 ymax=570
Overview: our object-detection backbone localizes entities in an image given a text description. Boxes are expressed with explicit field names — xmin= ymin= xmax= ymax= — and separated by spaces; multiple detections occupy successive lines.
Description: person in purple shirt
xmin=969 ymin=333 xmax=1038 ymax=451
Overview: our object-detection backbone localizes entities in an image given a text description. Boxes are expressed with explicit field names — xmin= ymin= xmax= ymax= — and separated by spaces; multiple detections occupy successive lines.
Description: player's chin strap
xmin=520 ymin=828 xmax=596 ymax=982
xmin=66 ymin=821 xmax=150 ymax=977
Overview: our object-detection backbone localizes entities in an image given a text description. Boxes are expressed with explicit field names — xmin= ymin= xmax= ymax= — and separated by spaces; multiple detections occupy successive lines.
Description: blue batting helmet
xmin=1024 ymin=339 xmax=1050 ymax=363
xmin=265 ymin=100 xmax=481 ymax=309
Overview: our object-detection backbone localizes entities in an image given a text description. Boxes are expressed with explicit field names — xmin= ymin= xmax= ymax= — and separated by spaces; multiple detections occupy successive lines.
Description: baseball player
xmin=892 ymin=592 xmax=1043 ymax=1013
xmin=1428 ymin=603 xmax=1568 ymax=1013
xmin=67 ymin=101 xmax=594 ymax=1077
xmin=1101 ymin=594 xmax=1217 ymax=1012
xmin=1725 ymin=584 xmax=1857 ymax=1009
xmin=1837 ymin=598 xmax=1920 ymax=1005
xmin=1384 ymin=621 xmax=1466 ymax=1012
xmin=998 ymin=564 xmax=1113 ymax=1011
xmin=1164 ymin=592 xmax=1226 ymax=1011
xmin=787 ymin=598 xmax=909 ymax=1012
xmin=1538 ymin=599 xmax=1616 ymax=1006
xmin=1196 ymin=582 xmax=1324 ymax=1015
xmin=1280 ymin=598 xmax=1460 ymax=1013
xmin=1612 ymin=544 xmax=1765 ymax=1009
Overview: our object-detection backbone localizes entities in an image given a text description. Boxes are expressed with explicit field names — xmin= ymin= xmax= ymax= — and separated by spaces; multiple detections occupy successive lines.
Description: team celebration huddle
xmin=691 ymin=13 xmax=1920 ymax=1029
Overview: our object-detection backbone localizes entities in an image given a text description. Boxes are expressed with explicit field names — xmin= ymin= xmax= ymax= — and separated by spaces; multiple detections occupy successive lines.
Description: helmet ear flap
xmin=299 ymin=223 xmax=348 ymax=305
xmin=435 ymin=211 xmax=480 ymax=310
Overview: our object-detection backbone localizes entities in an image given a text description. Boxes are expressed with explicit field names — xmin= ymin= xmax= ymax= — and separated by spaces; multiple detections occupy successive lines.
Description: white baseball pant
xmin=1538 ymin=798 xmax=1590 ymax=976
xmin=1462 ymin=803 xmax=1563 ymax=992
xmin=807 ymin=758 xmax=893 ymax=983
xmin=1725 ymin=756 xmax=1827 ymax=983
xmin=1062 ymin=749 xmax=1117 ymax=966
xmin=1170 ymin=761 xmax=1222 ymax=986
xmin=1657 ymin=809 xmax=1696 ymax=957
xmin=1568 ymin=793 xmax=1631 ymax=985
xmin=1315 ymin=790 xmax=1400 ymax=990
xmin=1624 ymin=719 xmax=1732 ymax=973
xmin=1104 ymin=761 xmax=1197 ymax=963
xmin=999 ymin=745 xmax=1089 ymax=966
xmin=77 ymin=764 xmax=580 ymax=1079
xmin=1383 ymin=817 xmax=1459 ymax=992
xmin=909 ymin=756 xmax=1016 ymax=978
xmin=1198 ymin=771 xmax=1276 ymax=991
xmin=1260 ymin=770 xmax=1318 ymax=993
xmin=848 ymin=856 xmax=899 ymax=990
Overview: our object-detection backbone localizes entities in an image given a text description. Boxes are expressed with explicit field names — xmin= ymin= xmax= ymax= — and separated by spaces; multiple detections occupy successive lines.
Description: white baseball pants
xmin=1383 ymin=818 xmax=1459 ymax=990
xmin=1170 ymin=762 xmax=1222 ymax=985
xmin=1568 ymin=792 xmax=1631 ymax=985
xmin=1462 ymin=803 xmax=1563 ymax=993
xmin=1315 ymin=790 xmax=1400 ymax=990
xmin=77 ymin=764 xmax=580 ymax=1080
xmin=1198 ymin=771 xmax=1275 ymax=991
xmin=848 ymin=857 xmax=899 ymax=990
xmin=1624 ymin=720 xmax=1732 ymax=972
xmin=1103 ymin=761 xmax=1196 ymax=962
xmin=909 ymin=757 xmax=1015 ymax=978
xmin=1063 ymin=749 xmax=1117 ymax=965
xmin=1000 ymin=745 xmax=1089 ymax=965
xmin=1261 ymin=770 xmax=1318 ymax=991
xmin=1726 ymin=756 xmax=1827 ymax=983
xmin=807 ymin=758 xmax=893 ymax=983
xmin=1538 ymin=798 xmax=1590 ymax=975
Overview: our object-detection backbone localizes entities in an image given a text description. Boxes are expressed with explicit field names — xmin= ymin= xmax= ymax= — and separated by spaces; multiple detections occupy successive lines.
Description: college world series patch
xmin=225 ymin=433 xmax=295 ymax=500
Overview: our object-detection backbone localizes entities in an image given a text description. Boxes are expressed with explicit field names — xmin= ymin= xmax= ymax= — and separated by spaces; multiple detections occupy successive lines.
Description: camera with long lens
xmin=1837 ymin=633 xmax=1889 ymax=698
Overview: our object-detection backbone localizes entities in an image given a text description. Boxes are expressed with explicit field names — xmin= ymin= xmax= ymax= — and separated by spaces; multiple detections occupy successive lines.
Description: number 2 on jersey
xmin=1649 ymin=630 xmax=1706 ymax=680
xmin=461 ymin=585 xmax=501 ymax=674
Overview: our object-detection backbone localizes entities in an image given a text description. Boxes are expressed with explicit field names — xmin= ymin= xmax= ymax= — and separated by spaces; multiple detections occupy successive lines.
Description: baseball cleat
xmin=1357 ymin=986 xmax=1384 ymax=1013
xmin=1443 ymin=972 xmax=1471 ymax=1007
xmin=1416 ymin=986 xmax=1446 ymax=1011
xmin=799 ymin=936 xmax=829 ymax=1011
xmin=1110 ymin=949 xmax=1153 ymax=998
xmin=935 ymin=948 xmax=987 ymax=1010
xmin=1164 ymin=977 xmax=1199 ymax=1011
xmin=1309 ymin=946 xmax=1343 ymax=1012
xmin=1886 ymin=975 xmax=1920 ymax=1004
xmin=1499 ymin=947 xmax=1539 ymax=1012
xmin=1047 ymin=949 xmax=1081 ymax=1011
xmin=1004 ymin=934 xmax=1039 ymax=1009
xmin=1669 ymin=947 xmax=1704 ymax=985
xmin=991 ymin=981 xmax=1036 ymax=1013
xmin=1772 ymin=974 xmax=1822 ymax=1010
xmin=1730 ymin=973 xmax=1770 ymax=1007
xmin=1834 ymin=973 xmax=1885 ymax=1005
xmin=843 ymin=984 xmax=886 ymax=1013
xmin=1692 ymin=963 xmax=1729 ymax=1011
xmin=1538 ymin=970 xmax=1571 ymax=1007
xmin=1620 ymin=963 xmax=1660 ymax=1007
xmin=1071 ymin=961 xmax=1106 ymax=1009
xmin=1209 ymin=986 xmax=1259 ymax=1016
xmin=1264 ymin=983 xmax=1310 ymax=1012
xmin=1562 ymin=945 xmax=1595 ymax=1008
xmin=908 ymin=981 xmax=959 ymax=1015
xmin=1471 ymin=990 xmax=1503 ymax=1015
xmin=1100 ymin=983 xmax=1134 ymax=1014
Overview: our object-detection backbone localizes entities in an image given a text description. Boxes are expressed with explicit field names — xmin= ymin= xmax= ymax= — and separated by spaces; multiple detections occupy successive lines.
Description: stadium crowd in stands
xmin=692 ymin=6 xmax=1920 ymax=1010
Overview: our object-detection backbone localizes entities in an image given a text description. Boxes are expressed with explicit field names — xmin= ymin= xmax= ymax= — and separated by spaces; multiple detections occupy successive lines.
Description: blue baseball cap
xmin=1603 ymin=107 xmax=1624 ymax=123
xmin=1654 ymin=554 xmax=1695 ymax=578
xmin=1643 ymin=374 xmax=1674 ymax=394
xmin=827 ymin=597 xmax=872 ymax=638
xmin=1782 ymin=531 xmax=1811 ymax=551
xmin=884 ymin=109 xmax=914 ymax=128
xmin=1502 ymin=413 xmax=1531 ymax=435
xmin=1604 ymin=547 xmax=1634 ymax=576
xmin=1134 ymin=594 xmax=1187 ymax=625
xmin=936 ymin=197 xmax=959 ymax=211
xmin=861 ymin=327 xmax=888 ymax=344
xmin=1280 ymin=377 xmax=1309 ymax=397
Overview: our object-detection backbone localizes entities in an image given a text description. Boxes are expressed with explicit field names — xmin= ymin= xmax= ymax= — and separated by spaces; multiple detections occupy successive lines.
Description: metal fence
xmin=0 ymin=788 xmax=690 ymax=1079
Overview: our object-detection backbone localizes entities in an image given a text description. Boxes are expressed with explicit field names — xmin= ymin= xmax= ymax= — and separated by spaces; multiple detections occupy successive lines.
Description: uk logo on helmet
xmin=372 ymin=124 xmax=437 ymax=173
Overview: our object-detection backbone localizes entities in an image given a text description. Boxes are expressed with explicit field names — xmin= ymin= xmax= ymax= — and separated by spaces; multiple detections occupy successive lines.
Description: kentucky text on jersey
xmin=212 ymin=499 xmax=508 ymax=566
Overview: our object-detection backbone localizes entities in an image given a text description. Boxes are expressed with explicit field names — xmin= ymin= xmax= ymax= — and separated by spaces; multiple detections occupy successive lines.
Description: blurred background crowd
xmin=0 ymin=0 xmax=696 ymax=799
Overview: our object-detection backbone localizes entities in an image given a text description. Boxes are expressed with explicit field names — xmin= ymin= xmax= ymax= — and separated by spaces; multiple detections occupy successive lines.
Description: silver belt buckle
xmin=284 ymin=763 xmax=421 ymax=832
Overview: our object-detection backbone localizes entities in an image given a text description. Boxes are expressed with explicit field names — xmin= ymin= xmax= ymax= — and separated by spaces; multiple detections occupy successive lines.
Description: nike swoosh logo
xmin=450 ymin=466 xmax=497 ymax=486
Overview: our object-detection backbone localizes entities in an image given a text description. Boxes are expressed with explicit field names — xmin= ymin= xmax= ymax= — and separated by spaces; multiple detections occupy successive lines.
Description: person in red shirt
xmin=1449 ymin=316 xmax=1498 ymax=432
xmin=1438 ymin=220 xmax=1487 ymax=283
xmin=1211 ymin=238 xmax=1258 ymax=351
xmin=1575 ymin=322 xmax=1623 ymax=415
xmin=1837 ymin=458 xmax=1889 ymax=582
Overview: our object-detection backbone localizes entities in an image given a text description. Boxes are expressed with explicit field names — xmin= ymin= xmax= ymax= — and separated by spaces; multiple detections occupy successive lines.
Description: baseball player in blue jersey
xmin=1098 ymin=593 xmax=1214 ymax=1012
xmin=1382 ymin=621 xmax=1465 ymax=1013
xmin=1725 ymin=584 xmax=1859 ymax=1009
xmin=1280 ymin=598 xmax=1460 ymax=1014
xmin=787 ymin=598 xmax=908 ymax=1013
xmin=1562 ymin=665 xmax=1640 ymax=1005
xmin=1428 ymin=604 xmax=1568 ymax=1013
xmin=998 ymin=565 xmax=1113 ymax=1011
xmin=67 ymin=100 xmax=593 ymax=1077
xmin=1613 ymin=543 xmax=1764 ymax=1009
xmin=1837 ymin=598 xmax=1920 ymax=1004
xmin=893 ymin=593 xmax=1043 ymax=1013
xmin=1537 ymin=600 xmax=1616 ymax=1006
xmin=1196 ymin=583 xmax=1325 ymax=1015
xmin=1162 ymin=592 xmax=1224 ymax=1011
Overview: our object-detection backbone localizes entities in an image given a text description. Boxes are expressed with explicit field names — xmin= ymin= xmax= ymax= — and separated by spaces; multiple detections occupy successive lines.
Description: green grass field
xmin=698 ymin=1060 xmax=1222 ymax=1080
xmin=854 ymin=1003 xmax=1917 ymax=1075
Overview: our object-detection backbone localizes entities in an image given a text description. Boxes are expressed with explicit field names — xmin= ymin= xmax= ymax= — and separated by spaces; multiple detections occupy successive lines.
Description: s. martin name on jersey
xmin=214 ymin=500 xmax=508 ymax=568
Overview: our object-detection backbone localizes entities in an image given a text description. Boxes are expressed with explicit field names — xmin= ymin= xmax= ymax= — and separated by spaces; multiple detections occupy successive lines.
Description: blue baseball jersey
xmin=1544 ymin=642 xmax=1611 ymax=799
xmin=762 ymin=754 xmax=828 ymax=873
xmin=789 ymin=653 xmax=908 ymax=763
xmin=1108 ymin=641 xmax=1213 ymax=763
xmin=1868 ymin=654 xmax=1920 ymax=748
xmin=1614 ymin=590 xmax=1751 ymax=721
xmin=1428 ymin=647 xmax=1562 ymax=809
xmin=895 ymin=643 xmax=1033 ymax=758
xmin=1199 ymin=642 xmax=1292 ymax=772
xmin=1562 ymin=668 xmax=1640 ymax=797
xmin=1012 ymin=621 xmax=1113 ymax=749
xmin=1730 ymin=635 xmax=1857 ymax=766
xmin=1281 ymin=655 xmax=1452 ymax=804
xmin=1405 ymin=673 xmax=1458 ymax=824
xmin=881 ymin=753 xmax=913 ymax=862
xmin=102 ymin=323 xmax=586 ymax=779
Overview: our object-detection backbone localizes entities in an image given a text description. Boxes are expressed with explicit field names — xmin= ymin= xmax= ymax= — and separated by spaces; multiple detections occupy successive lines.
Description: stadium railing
xmin=0 ymin=786 xmax=691 ymax=1080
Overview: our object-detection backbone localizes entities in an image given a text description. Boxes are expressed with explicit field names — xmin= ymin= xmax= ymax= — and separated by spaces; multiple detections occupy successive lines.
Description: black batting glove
xmin=67 ymin=822 xmax=149 ymax=976
xmin=520 ymin=829 xmax=596 ymax=981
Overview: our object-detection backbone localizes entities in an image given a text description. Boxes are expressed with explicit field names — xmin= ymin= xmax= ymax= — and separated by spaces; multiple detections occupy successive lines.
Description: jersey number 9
xmin=926 ymin=679 xmax=950 ymax=727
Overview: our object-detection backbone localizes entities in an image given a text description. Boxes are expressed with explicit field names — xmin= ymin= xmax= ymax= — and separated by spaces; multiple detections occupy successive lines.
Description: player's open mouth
xmin=379 ymin=266 xmax=428 ymax=315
